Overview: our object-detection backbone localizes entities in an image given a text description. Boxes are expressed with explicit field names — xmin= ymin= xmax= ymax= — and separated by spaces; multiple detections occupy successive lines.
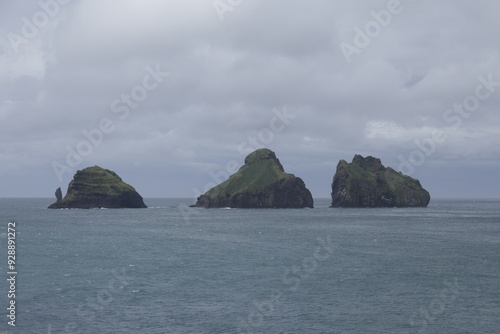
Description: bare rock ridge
xmin=331 ymin=155 xmax=430 ymax=208
xmin=48 ymin=166 xmax=147 ymax=209
xmin=191 ymin=148 xmax=314 ymax=208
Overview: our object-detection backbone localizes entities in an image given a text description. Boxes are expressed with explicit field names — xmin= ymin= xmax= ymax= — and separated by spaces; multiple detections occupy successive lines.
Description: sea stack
xmin=48 ymin=166 xmax=147 ymax=209
xmin=331 ymin=155 xmax=430 ymax=208
xmin=192 ymin=148 xmax=313 ymax=208
xmin=55 ymin=187 xmax=63 ymax=203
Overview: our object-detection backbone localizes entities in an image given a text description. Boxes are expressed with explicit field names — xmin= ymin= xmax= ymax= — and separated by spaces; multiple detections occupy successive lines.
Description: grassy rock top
xmin=193 ymin=148 xmax=313 ymax=208
xmin=69 ymin=166 xmax=136 ymax=195
xmin=207 ymin=148 xmax=292 ymax=196
xmin=345 ymin=155 xmax=424 ymax=190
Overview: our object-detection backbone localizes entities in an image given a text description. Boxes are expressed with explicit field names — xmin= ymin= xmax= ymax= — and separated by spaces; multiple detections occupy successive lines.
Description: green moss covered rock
xmin=331 ymin=155 xmax=430 ymax=208
xmin=192 ymin=148 xmax=313 ymax=208
xmin=48 ymin=166 xmax=147 ymax=209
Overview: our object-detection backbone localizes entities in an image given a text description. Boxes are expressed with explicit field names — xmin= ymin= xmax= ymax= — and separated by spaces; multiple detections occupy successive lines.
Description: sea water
xmin=0 ymin=198 xmax=499 ymax=333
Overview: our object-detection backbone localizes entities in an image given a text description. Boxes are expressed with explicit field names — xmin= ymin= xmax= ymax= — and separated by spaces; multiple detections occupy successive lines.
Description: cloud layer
xmin=1 ymin=0 xmax=499 ymax=199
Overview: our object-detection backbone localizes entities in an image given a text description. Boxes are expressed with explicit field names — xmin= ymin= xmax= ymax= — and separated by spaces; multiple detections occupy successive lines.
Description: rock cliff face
xmin=48 ymin=166 xmax=147 ymax=209
xmin=331 ymin=155 xmax=430 ymax=208
xmin=192 ymin=148 xmax=313 ymax=208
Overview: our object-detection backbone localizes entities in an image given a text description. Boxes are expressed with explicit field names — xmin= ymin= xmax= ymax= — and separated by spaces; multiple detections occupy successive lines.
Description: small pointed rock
xmin=55 ymin=187 xmax=62 ymax=203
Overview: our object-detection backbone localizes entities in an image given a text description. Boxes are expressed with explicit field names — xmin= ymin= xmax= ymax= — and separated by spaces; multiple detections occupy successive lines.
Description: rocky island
xmin=331 ymin=155 xmax=430 ymax=208
xmin=48 ymin=166 xmax=147 ymax=209
xmin=191 ymin=148 xmax=314 ymax=208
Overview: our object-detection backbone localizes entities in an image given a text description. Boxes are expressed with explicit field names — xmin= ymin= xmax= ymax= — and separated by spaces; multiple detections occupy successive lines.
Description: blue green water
xmin=0 ymin=198 xmax=499 ymax=333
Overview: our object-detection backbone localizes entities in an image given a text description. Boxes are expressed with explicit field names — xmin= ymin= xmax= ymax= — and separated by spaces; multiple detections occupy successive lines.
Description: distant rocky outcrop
xmin=55 ymin=187 xmax=62 ymax=203
xmin=331 ymin=155 xmax=430 ymax=208
xmin=48 ymin=166 xmax=147 ymax=209
xmin=191 ymin=148 xmax=314 ymax=208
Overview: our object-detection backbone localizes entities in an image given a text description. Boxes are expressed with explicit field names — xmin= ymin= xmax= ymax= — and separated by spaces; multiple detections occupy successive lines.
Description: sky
xmin=0 ymin=0 xmax=499 ymax=200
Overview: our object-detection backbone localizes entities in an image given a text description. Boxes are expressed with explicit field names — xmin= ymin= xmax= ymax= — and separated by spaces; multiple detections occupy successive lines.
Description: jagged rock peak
xmin=331 ymin=155 xmax=430 ymax=208
xmin=351 ymin=155 xmax=384 ymax=171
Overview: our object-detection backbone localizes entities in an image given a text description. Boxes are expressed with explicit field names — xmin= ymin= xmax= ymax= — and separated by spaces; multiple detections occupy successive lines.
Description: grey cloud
xmin=0 ymin=0 xmax=499 ymax=198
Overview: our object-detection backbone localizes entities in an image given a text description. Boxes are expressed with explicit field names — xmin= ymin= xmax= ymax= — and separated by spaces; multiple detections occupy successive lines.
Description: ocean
xmin=0 ymin=198 xmax=499 ymax=333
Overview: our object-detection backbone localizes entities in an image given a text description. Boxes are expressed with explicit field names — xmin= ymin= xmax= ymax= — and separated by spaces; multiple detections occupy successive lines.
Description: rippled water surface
xmin=0 ymin=198 xmax=499 ymax=333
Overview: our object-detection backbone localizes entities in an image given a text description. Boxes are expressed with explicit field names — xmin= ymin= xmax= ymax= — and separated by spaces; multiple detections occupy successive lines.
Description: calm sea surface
xmin=0 ymin=198 xmax=499 ymax=334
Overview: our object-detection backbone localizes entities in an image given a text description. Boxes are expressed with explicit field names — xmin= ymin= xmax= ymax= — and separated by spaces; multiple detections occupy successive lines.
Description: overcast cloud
xmin=1 ymin=0 xmax=499 ymax=200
